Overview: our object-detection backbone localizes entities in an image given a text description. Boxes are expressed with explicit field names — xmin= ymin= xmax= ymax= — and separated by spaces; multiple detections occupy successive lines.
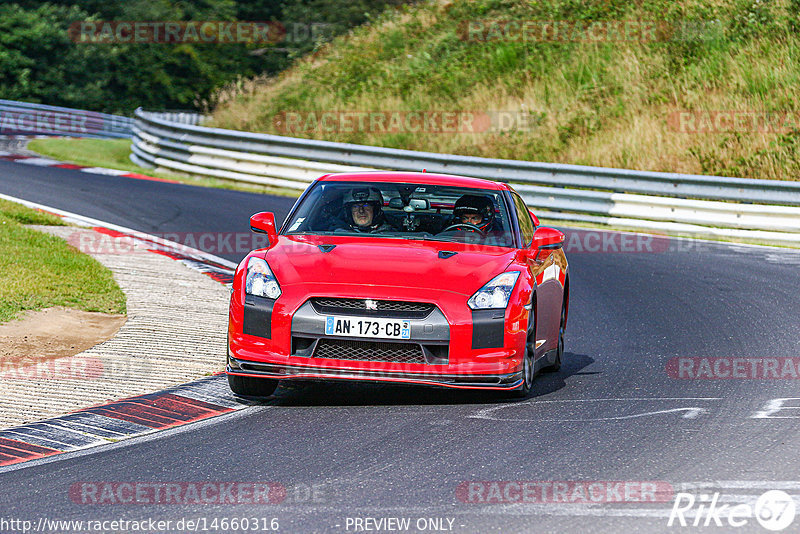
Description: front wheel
xmin=510 ymin=333 xmax=535 ymax=399
xmin=228 ymin=374 xmax=278 ymax=397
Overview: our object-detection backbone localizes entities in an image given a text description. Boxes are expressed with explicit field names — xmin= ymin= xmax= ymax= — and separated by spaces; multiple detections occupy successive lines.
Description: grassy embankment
xmin=210 ymin=0 xmax=800 ymax=181
xmin=0 ymin=199 xmax=126 ymax=323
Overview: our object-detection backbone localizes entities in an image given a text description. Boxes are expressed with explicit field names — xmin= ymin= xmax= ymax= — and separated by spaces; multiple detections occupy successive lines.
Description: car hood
xmin=262 ymin=235 xmax=517 ymax=297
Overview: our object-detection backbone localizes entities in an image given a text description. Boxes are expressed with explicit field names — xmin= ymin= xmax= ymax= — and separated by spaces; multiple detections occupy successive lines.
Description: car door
xmin=510 ymin=193 xmax=559 ymax=359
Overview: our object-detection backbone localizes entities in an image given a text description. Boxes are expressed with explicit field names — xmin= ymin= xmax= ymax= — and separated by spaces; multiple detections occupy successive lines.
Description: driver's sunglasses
xmin=352 ymin=202 xmax=373 ymax=209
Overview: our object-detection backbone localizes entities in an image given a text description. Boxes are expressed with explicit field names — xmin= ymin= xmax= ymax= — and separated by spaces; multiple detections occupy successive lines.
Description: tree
xmin=0 ymin=0 xmax=416 ymax=113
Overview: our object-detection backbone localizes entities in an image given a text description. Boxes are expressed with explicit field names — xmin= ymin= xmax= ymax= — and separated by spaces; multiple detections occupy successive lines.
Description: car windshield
xmin=283 ymin=181 xmax=515 ymax=247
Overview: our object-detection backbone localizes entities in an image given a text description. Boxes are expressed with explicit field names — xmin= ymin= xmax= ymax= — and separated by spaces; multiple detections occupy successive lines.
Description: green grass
xmin=27 ymin=138 xmax=303 ymax=198
xmin=0 ymin=199 xmax=65 ymax=226
xmin=0 ymin=199 xmax=126 ymax=324
xmin=210 ymin=0 xmax=800 ymax=181
xmin=27 ymin=138 xmax=141 ymax=175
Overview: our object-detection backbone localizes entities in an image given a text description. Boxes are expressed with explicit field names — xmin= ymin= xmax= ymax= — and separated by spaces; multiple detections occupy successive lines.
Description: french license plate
xmin=325 ymin=316 xmax=411 ymax=340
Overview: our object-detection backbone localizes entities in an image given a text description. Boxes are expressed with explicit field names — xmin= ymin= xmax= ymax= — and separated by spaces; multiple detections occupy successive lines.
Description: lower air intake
xmin=313 ymin=338 xmax=426 ymax=365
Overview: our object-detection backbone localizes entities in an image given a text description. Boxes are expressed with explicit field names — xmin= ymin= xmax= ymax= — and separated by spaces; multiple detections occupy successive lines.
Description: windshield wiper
xmin=401 ymin=235 xmax=451 ymax=242
xmin=285 ymin=231 xmax=334 ymax=235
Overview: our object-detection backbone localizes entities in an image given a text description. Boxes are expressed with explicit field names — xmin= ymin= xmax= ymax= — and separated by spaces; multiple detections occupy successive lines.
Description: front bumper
xmin=228 ymin=283 xmax=531 ymax=390
xmin=227 ymin=356 xmax=524 ymax=390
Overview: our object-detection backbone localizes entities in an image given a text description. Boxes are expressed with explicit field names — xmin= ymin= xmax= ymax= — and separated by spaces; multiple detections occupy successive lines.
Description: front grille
xmin=311 ymin=298 xmax=434 ymax=319
xmin=313 ymin=338 xmax=426 ymax=365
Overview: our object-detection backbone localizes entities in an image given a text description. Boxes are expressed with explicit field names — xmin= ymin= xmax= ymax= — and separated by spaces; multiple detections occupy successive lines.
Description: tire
xmin=228 ymin=374 xmax=278 ymax=397
xmin=510 ymin=341 xmax=534 ymax=398
xmin=510 ymin=309 xmax=536 ymax=399
xmin=544 ymin=299 xmax=566 ymax=373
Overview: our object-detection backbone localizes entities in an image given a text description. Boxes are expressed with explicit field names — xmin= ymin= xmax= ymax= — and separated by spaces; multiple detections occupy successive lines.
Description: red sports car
xmin=227 ymin=172 xmax=568 ymax=397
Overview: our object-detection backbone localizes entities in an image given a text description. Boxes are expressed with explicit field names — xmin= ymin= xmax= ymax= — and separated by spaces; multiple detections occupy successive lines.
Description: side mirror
xmin=250 ymin=212 xmax=278 ymax=244
xmin=528 ymin=209 xmax=540 ymax=227
xmin=533 ymin=226 xmax=565 ymax=249
xmin=530 ymin=226 xmax=565 ymax=261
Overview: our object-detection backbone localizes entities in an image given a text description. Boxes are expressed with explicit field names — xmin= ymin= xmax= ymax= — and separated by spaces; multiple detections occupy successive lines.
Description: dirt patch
xmin=0 ymin=307 xmax=126 ymax=368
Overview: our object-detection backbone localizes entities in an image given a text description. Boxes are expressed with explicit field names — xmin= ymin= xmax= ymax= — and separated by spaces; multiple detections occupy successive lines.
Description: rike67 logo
xmin=668 ymin=490 xmax=796 ymax=531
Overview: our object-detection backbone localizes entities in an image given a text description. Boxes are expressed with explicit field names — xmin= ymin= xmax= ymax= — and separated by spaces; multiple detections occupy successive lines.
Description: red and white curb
xmin=0 ymin=375 xmax=253 ymax=468
xmin=0 ymin=149 xmax=180 ymax=184
xmin=0 ymin=193 xmax=247 ymax=468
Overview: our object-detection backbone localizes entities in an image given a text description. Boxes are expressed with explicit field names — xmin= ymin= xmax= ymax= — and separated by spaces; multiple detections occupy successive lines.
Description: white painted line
xmin=504 ymin=397 xmax=725 ymax=402
xmin=173 ymin=386 xmax=247 ymax=409
xmin=474 ymin=407 xmax=711 ymax=422
xmin=0 ymin=429 xmax=77 ymax=449
xmin=679 ymin=481 xmax=800 ymax=490
xmin=14 ymin=157 xmax=61 ymax=166
xmin=32 ymin=422 xmax=110 ymax=444
xmin=37 ymin=419 xmax=129 ymax=439
xmin=61 ymin=412 xmax=152 ymax=434
xmin=461 ymin=506 xmax=722 ymax=518
xmin=469 ymin=398 xmax=723 ymax=421
xmin=80 ymin=167 xmax=129 ymax=176
xmin=553 ymin=407 xmax=710 ymax=421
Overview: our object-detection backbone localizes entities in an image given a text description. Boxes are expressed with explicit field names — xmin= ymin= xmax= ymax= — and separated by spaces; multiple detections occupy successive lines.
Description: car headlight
xmin=467 ymin=271 xmax=520 ymax=310
xmin=245 ymin=257 xmax=281 ymax=299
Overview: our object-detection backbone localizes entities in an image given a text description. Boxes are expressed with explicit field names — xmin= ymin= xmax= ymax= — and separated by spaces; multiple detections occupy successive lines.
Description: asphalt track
xmin=0 ymin=159 xmax=297 ymax=263
xmin=2 ymin=160 xmax=800 ymax=533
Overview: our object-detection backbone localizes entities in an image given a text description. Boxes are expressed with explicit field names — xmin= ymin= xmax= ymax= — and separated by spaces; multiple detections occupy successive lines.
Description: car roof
xmin=317 ymin=171 xmax=510 ymax=191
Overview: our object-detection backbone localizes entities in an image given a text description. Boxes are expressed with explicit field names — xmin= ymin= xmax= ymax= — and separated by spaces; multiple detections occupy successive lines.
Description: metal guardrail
xmin=131 ymin=108 xmax=800 ymax=244
xmin=0 ymin=99 xmax=135 ymax=138
xmin=144 ymin=111 xmax=207 ymax=126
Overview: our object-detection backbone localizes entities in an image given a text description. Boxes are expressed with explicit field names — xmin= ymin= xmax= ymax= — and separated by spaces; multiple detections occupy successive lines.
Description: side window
xmin=512 ymin=193 xmax=535 ymax=247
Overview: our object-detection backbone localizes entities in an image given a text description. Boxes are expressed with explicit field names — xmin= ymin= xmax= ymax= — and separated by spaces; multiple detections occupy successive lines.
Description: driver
xmin=342 ymin=187 xmax=393 ymax=233
xmin=451 ymin=194 xmax=495 ymax=234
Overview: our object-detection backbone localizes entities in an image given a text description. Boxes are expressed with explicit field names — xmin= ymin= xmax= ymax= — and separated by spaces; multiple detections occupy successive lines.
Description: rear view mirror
xmin=388 ymin=198 xmax=430 ymax=211
xmin=408 ymin=198 xmax=430 ymax=210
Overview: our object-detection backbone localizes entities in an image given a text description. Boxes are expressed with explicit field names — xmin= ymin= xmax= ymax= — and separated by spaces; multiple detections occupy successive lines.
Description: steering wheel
xmin=440 ymin=223 xmax=486 ymax=237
